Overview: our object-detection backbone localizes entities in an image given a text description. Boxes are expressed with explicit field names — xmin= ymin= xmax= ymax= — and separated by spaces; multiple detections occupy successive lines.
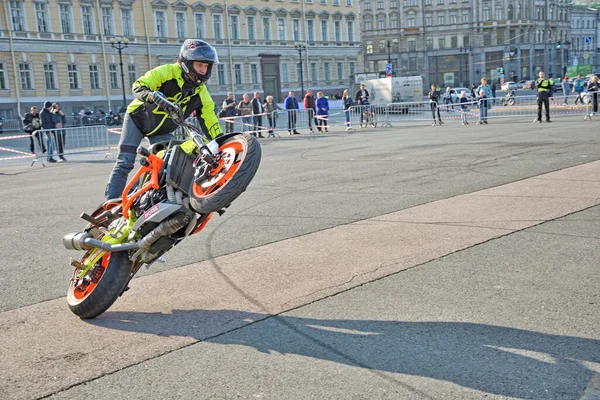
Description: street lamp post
xmin=109 ymin=37 xmax=129 ymax=112
xmin=294 ymin=42 xmax=306 ymax=98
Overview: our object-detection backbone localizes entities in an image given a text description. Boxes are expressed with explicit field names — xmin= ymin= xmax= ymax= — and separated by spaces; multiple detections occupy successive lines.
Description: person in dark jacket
xmin=251 ymin=92 xmax=264 ymax=138
xmin=303 ymin=89 xmax=317 ymax=133
xmin=284 ymin=91 xmax=300 ymax=135
xmin=51 ymin=103 xmax=67 ymax=161
xmin=221 ymin=92 xmax=236 ymax=133
xmin=105 ymin=39 xmax=222 ymax=200
xmin=40 ymin=101 xmax=57 ymax=163
xmin=355 ymin=84 xmax=370 ymax=123
xmin=428 ymin=84 xmax=442 ymax=124
xmin=23 ymin=105 xmax=44 ymax=154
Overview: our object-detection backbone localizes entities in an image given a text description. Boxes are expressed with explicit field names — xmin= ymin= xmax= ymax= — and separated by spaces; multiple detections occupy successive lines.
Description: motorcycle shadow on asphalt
xmin=93 ymin=309 xmax=598 ymax=398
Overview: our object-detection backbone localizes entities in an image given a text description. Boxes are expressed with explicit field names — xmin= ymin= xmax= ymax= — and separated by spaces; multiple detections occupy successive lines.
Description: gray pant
xmin=104 ymin=114 xmax=173 ymax=200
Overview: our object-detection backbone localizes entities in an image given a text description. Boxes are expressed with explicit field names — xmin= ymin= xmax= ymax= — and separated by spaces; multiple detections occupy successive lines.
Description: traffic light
xmin=556 ymin=41 xmax=561 ymax=49
xmin=498 ymin=67 xmax=504 ymax=74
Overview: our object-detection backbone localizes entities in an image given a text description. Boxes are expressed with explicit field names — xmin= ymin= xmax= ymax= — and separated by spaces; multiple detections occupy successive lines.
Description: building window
xmin=247 ymin=16 xmax=255 ymax=40
xmin=462 ymin=11 xmax=470 ymax=23
xmin=438 ymin=38 xmax=445 ymax=49
xmin=213 ymin=14 xmax=222 ymax=40
xmin=324 ymin=62 xmax=331 ymax=81
xmin=59 ymin=4 xmax=72 ymax=34
xmin=310 ymin=62 xmax=318 ymax=82
xmin=377 ymin=0 xmax=383 ymax=8
xmin=175 ymin=12 xmax=187 ymax=39
xmin=296 ymin=62 xmax=302 ymax=83
xmin=292 ymin=19 xmax=301 ymax=41
xmin=407 ymin=12 xmax=415 ymax=27
xmin=0 ymin=63 xmax=7 ymax=89
xmin=307 ymin=19 xmax=315 ymax=41
xmin=366 ymin=40 xmax=373 ymax=54
xmin=217 ymin=64 xmax=226 ymax=85
xmin=346 ymin=0 xmax=352 ymax=5
xmin=425 ymin=14 xmax=432 ymax=26
xmin=321 ymin=20 xmax=328 ymax=41
xmin=35 ymin=2 xmax=50 ymax=33
xmin=390 ymin=14 xmax=398 ymax=29
xmin=89 ymin=64 xmax=101 ymax=90
xmin=450 ymin=12 xmax=457 ymax=24
xmin=67 ymin=63 xmax=79 ymax=89
xmin=483 ymin=6 xmax=490 ymax=21
xmin=407 ymin=0 xmax=418 ymax=5
xmin=277 ymin=18 xmax=286 ymax=41
xmin=391 ymin=0 xmax=398 ymax=6
xmin=334 ymin=21 xmax=341 ymax=41
xmin=365 ymin=0 xmax=371 ymax=10
xmin=82 ymin=6 xmax=95 ymax=35
xmin=349 ymin=61 xmax=355 ymax=78
xmin=43 ymin=63 xmax=56 ymax=89
xmin=250 ymin=64 xmax=259 ymax=84
xmin=364 ymin=17 xmax=372 ymax=31
xmin=392 ymin=39 xmax=398 ymax=51
xmin=101 ymin=7 xmax=114 ymax=36
xmin=495 ymin=6 xmax=502 ymax=20
xmin=451 ymin=36 xmax=457 ymax=47
xmin=320 ymin=0 xmax=327 ymax=4
xmin=122 ymin=9 xmax=133 ymax=36
xmin=377 ymin=15 xmax=385 ymax=30
xmin=347 ymin=21 xmax=354 ymax=41
xmin=424 ymin=0 xmax=432 ymax=4
xmin=195 ymin=13 xmax=205 ymax=38
xmin=408 ymin=40 xmax=416 ymax=52
xmin=437 ymin=15 xmax=444 ymax=25
xmin=155 ymin=11 xmax=167 ymax=38
xmin=262 ymin=16 xmax=271 ymax=40
xmin=426 ymin=37 xmax=433 ymax=49
xmin=333 ymin=0 xmax=340 ymax=5
xmin=337 ymin=62 xmax=343 ymax=80
xmin=109 ymin=64 xmax=119 ymax=89
xmin=230 ymin=15 xmax=240 ymax=40
xmin=281 ymin=63 xmax=289 ymax=83
xmin=409 ymin=56 xmax=417 ymax=71
xmin=19 ymin=62 xmax=33 ymax=90
xmin=9 ymin=1 xmax=25 ymax=31
xmin=234 ymin=63 xmax=243 ymax=85
xmin=128 ymin=64 xmax=137 ymax=88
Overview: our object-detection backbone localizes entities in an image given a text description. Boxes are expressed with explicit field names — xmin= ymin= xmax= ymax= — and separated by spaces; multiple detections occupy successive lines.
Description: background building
xmin=0 ymin=0 xmax=361 ymax=120
xmin=570 ymin=5 xmax=599 ymax=74
xmin=360 ymin=0 xmax=572 ymax=90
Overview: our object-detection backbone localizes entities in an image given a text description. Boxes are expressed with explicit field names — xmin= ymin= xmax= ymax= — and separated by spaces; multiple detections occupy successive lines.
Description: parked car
xmin=516 ymin=80 xmax=531 ymax=89
xmin=501 ymin=81 xmax=518 ymax=91
xmin=449 ymin=87 xmax=473 ymax=103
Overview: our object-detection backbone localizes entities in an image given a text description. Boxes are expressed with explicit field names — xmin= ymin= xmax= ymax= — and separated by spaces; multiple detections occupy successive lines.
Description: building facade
xmin=0 ymin=0 xmax=361 ymax=120
xmin=570 ymin=6 xmax=599 ymax=73
xmin=360 ymin=0 xmax=572 ymax=90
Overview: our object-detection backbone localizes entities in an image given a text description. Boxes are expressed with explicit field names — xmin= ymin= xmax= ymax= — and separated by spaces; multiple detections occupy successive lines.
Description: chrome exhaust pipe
xmin=63 ymin=232 xmax=141 ymax=252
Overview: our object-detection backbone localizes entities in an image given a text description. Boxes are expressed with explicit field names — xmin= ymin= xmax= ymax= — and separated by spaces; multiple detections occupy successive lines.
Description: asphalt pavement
xmin=0 ymin=114 xmax=598 ymax=399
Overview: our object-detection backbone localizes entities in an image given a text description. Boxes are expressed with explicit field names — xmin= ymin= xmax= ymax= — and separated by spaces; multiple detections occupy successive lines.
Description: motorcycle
xmin=62 ymin=93 xmax=262 ymax=319
xmin=503 ymin=89 xmax=516 ymax=106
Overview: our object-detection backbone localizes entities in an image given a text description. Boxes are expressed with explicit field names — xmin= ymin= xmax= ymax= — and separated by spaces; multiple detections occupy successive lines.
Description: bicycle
xmin=359 ymin=103 xmax=377 ymax=128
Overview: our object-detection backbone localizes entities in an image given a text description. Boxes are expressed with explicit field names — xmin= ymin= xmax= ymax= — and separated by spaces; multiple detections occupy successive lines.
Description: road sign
xmin=584 ymin=53 xmax=590 ymax=60
xmin=586 ymin=36 xmax=592 ymax=44
xmin=385 ymin=63 xmax=392 ymax=77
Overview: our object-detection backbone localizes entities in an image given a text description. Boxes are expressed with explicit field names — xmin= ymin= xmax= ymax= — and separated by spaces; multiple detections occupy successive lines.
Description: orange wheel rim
xmin=71 ymin=252 xmax=110 ymax=301
xmin=192 ymin=139 xmax=245 ymax=199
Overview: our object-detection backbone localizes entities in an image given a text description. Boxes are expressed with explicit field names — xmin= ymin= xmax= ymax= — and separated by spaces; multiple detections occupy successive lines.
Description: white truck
xmin=361 ymin=76 xmax=423 ymax=105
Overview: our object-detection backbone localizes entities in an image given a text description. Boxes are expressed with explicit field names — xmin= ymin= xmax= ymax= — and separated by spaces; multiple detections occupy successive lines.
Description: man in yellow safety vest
xmin=535 ymin=71 xmax=552 ymax=123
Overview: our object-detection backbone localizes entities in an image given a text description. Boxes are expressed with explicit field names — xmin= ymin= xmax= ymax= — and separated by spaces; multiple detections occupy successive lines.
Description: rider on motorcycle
xmin=105 ymin=39 xmax=222 ymax=200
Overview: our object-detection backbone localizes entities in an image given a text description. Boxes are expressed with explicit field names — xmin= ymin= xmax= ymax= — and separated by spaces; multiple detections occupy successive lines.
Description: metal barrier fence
xmin=30 ymin=125 xmax=111 ymax=165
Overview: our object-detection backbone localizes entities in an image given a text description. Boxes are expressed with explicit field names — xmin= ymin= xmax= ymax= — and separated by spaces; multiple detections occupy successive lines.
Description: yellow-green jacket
xmin=127 ymin=63 xmax=221 ymax=138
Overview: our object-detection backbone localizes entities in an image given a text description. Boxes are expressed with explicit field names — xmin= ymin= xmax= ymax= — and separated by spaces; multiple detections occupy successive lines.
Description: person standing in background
xmin=51 ymin=103 xmax=67 ymax=162
xmin=23 ymin=106 xmax=44 ymax=154
xmin=342 ymin=89 xmax=353 ymax=131
xmin=221 ymin=92 xmax=236 ymax=133
xmin=587 ymin=75 xmax=599 ymax=115
xmin=315 ymin=92 xmax=329 ymax=132
xmin=284 ymin=91 xmax=300 ymax=135
xmin=303 ymin=89 xmax=317 ymax=134
xmin=251 ymin=92 xmax=265 ymax=138
xmin=263 ymin=95 xmax=284 ymax=137
xmin=236 ymin=93 xmax=253 ymax=134
xmin=535 ymin=71 xmax=552 ymax=123
xmin=40 ymin=101 xmax=57 ymax=163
